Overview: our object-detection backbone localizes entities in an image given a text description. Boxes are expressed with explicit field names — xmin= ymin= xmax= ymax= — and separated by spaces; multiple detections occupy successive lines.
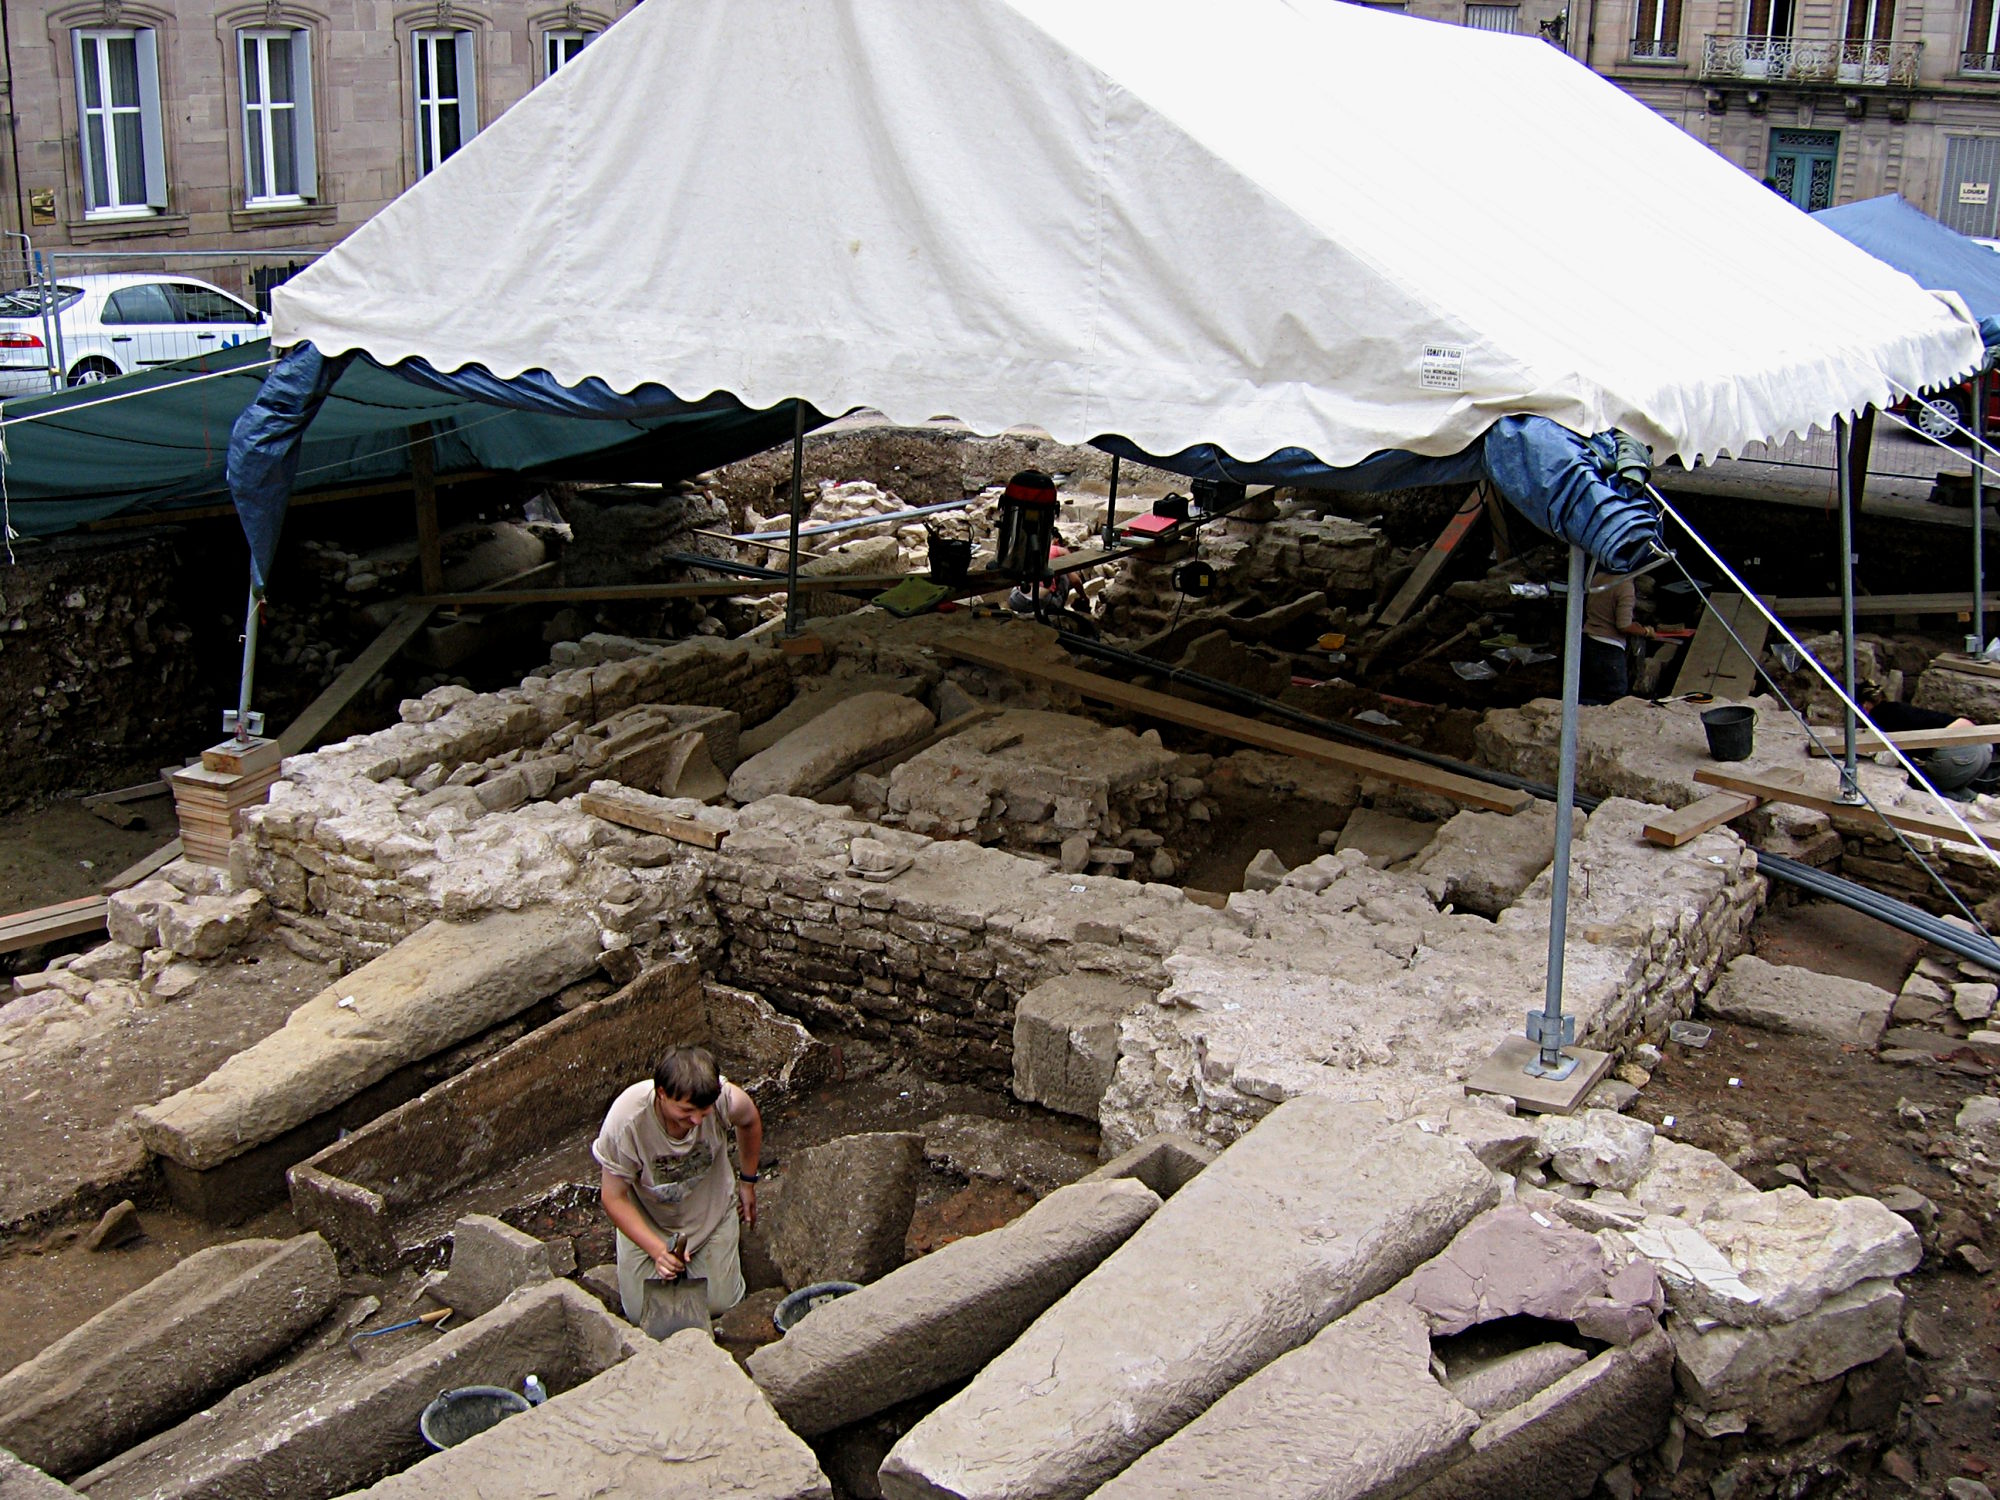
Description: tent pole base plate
xmin=1466 ymin=1036 xmax=1612 ymax=1116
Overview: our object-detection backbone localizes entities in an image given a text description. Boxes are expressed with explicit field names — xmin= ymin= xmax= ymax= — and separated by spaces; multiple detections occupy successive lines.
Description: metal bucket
xmin=419 ymin=1386 xmax=531 ymax=1451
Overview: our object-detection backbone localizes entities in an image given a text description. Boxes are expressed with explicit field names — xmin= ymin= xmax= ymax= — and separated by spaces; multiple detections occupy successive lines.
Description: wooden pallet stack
xmin=170 ymin=738 xmax=284 ymax=866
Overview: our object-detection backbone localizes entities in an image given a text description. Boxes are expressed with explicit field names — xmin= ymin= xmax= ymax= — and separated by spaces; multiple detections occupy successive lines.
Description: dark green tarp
xmin=0 ymin=340 xmax=797 ymax=536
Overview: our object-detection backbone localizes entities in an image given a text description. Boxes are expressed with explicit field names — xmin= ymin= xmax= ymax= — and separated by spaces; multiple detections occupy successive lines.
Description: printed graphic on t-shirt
xmin=644 ymin=1140 xmax=714 ymax=1203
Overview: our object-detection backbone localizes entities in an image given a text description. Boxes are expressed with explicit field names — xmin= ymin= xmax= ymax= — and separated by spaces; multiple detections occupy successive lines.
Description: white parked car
xmin=0 ymin=272 xmax=267 ymax=396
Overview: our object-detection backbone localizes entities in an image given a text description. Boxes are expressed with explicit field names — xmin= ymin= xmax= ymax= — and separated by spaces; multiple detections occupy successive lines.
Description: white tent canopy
xmin=272 ymin=0 xmax=1982 ymax=468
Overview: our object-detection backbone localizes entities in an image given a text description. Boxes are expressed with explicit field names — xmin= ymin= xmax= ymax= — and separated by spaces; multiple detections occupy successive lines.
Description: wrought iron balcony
xmin=1628 ymin=36 xmax=1681 ymax=59
xmin=1701 ymin=34 xmax=1922 ymax=86
xmin=1964 ymin=50 xmax=2000 ymax=73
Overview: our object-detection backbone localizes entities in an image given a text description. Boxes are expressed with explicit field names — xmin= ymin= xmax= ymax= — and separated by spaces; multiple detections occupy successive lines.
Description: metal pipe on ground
xmin=1048 ymin=624 xmax=2000 ymax=972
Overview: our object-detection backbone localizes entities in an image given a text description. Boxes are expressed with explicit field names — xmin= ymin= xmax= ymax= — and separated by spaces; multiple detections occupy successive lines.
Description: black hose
xmin=1049 ymin=625 xmax=2000 ymax=973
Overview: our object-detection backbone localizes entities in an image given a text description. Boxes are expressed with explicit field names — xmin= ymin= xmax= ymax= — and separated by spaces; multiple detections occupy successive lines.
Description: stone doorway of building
xmin=1768 ymin=127 xmax=1839 ymax=211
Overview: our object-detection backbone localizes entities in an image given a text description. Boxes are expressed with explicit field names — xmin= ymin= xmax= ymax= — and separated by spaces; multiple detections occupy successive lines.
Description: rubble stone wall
xmin=0 ymin=533 xmax=202 ymax=808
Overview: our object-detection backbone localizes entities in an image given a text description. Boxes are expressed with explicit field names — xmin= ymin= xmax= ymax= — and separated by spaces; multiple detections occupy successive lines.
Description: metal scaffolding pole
xmin=1101 ymin=453 xmax=1121 ymax=548
xmin=1528 ymin=542 xmax=1587 ymax=1079
xmin=1836 ymin=414 xmax=1859 ymax=799
xmin=782 ymin=403 xmax=806 ymax=638
xmin=234 ymin=577 xmax=262 ymax=742
xmin=1976 ymin=372 xmax=1988 ymax=653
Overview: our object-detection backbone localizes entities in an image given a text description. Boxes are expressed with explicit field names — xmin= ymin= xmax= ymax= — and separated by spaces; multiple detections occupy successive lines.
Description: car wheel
xmin=66 ymin=360 xmax=120 ymax=390
xmin=1915 ymin=394 xmax=1969 ymax=443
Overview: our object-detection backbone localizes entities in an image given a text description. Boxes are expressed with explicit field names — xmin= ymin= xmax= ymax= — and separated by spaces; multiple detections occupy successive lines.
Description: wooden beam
xmin=0 ymin=895 xmax=109 ymax=954
xmin=1677 ymin=593 xmax=1767 ymax=699
xmin=410 ymin=575 xmax=917 ymax=608
xmin=1693 ymin=766 xmax=1991 ymax=845
xmin=1806 ymin=722 xmax=2000 ymax=755
xmin=1378 ymin=492 xmax=1485 ymax=630
xmin=578 ymin=791 xmax=728 ymax=849
xmin=410 ymin=421 xmax=443 ymax=597
xmin=1643 ymin=790 xmax=1761 ymax=848
xmin=104 ymin=838 xmax=182 ymax=891
xmin=1761 ymin=592 xmax=2000 ymax=619
xmin=942 ymin=638 xmax=1532 ymax=814
xmin=277 ymin=604 xmax=434 ymax=757
xmin=83 ymin=470 xmax=497 ymax=532
xmin=1931 ymin=654 xmax=2000 ymax=682
xmin=80 ymin=779 xmax=169 ymax=809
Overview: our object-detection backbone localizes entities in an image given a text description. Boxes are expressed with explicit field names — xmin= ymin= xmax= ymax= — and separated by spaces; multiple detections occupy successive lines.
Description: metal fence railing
xmin=0 ymin=246 xmax=320 ymax=397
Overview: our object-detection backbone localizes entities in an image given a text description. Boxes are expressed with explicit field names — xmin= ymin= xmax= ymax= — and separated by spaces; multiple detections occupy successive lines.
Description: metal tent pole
xmin=783 ymin=402 xmax=805 ymax=638
xmin=1528 ymin=542 xmax=1587 ymax=1079
xmin=1102 ymin=453 xmax=1121 ymax=548
xmin=1836 ymin=414 xmax=1859 ymax=799
xmin=235 ymin=577 xmax=262 ymax=742
xmin=1977 ymin=372 xmax=1988 ymax=653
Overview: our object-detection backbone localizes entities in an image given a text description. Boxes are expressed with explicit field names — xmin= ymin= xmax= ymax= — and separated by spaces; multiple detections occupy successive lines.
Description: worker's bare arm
xmin=600 ymin=1167 xmax=684 ymax=1278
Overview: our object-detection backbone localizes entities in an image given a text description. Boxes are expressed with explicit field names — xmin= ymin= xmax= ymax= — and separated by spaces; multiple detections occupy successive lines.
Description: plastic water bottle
xmin=523 ymin=1374 xmax=547 ymax=1407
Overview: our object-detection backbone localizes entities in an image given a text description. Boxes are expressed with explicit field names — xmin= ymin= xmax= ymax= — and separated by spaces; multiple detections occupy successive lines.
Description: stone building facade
xmin=1373 ymin=0 xmax=2000 ymax=226
xmin=0 ymin=0 xmax=633 ymax=262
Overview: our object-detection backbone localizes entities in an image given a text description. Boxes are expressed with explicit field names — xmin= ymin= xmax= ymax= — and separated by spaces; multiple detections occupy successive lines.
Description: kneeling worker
xmin=1858 ymin=684 xmax=1993 ymax=803
xmin=594 ymin=1045 xmax=762 ymax=1324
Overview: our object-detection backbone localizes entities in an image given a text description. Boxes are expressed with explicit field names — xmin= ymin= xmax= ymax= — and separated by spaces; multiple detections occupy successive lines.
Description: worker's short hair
xmin=653 ymin=1046 xmax=721 ymax=1107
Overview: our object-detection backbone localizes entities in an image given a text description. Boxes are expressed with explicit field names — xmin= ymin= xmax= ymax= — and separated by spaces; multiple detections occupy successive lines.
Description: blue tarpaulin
xmin=1813 ymin=195 xmax=2000 ymax=333
xmin=1096 ymin=416 xmax=1664 ymax=573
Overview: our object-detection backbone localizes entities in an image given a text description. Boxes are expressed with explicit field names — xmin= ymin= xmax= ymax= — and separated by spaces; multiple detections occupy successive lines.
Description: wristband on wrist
xmin=738 ymin=1171 xmax=759 ymax=1183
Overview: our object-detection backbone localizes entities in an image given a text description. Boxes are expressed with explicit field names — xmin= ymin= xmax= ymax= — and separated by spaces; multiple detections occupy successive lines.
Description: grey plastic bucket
xmin=419 ymin=1386 xmax=531 ymax=1451
xmin=1700 ymin=705 xmax=1756 ymax=762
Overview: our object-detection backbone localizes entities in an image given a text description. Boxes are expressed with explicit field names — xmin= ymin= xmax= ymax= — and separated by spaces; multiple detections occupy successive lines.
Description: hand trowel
xmin=638 ymin=1233 xmax=712 ymax=1339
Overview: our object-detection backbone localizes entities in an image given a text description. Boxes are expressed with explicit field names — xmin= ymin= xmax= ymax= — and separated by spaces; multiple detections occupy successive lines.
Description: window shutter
xmin=71 ymin=30 xmax=96 ymax=212
xmin=291 ymin=29 xmax=317 ymax=199
xmin=135 ymin=28 xmax=167 ymax=209
xmin=453 ymin=30 xmax=478 ymax=152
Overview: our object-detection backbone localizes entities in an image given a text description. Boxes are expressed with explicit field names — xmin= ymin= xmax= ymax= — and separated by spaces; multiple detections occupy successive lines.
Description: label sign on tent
xmin=1420 ymin=344 xmax=1465 ymax=391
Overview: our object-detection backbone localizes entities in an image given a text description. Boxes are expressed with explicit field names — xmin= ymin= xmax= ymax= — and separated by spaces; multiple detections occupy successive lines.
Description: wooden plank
xmin=276 ymin=604 xmax=434 ymax=758
xmin=1806 ymin=722 xmax=2000 ymax=755
xmin=1480 ymin=483 xmax=1515 ymax=563
xmin=411 ymin=421 xmax=443 ymax=597
xmin=0 ymin=899 xmax=109 ymax=954
xmin=200 ymin=736 xmax=283 ymax=777
xmin=942 ymin=638 xmax=1532 ymax=814
xmin=409 ymin=575 xmax=917 ymax=608
xmin=1761 ymin=592 xmax=2000 ymax=619
xmin=578 ymin=791 xmax=729 ymax=849
xmin=1378 ymin=492 xmax=1486 ymax=629
xmin=1932 ymin=654 xmax=2000 ymax=682
xmin=81 ymin=779 xmax=169 ymax=809
xmin=1643 ymin=790 xmax=1761 ymax=848
xmin=84 ymin=470 xmax=497 ymax=531
xmin=1677 ymin=593 xmax=1767 ymax=698
xmin=1693 ymin=766 xmax=1989 ymax=845
xmin=104 ymin=838 xmax=182 ymax=892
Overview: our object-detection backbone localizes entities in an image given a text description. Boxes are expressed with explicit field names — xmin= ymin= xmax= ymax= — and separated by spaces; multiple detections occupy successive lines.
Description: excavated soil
xmin=1634 ymin=897 xmax=2000 ymax=1495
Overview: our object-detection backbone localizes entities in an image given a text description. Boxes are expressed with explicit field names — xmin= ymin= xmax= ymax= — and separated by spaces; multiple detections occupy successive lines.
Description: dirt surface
xmin=1181 ymin=789 xmax=1333 ymax=893
xmin=0 ymin=795 xmax=175 ymax=965
xmin=1633 ymin=897 xmax=2000 ymax=1495
xmin=0 ymin=937 xmax=332 ymax=1239
xmin=0 ymin=1202 xmax=299 ymax=1375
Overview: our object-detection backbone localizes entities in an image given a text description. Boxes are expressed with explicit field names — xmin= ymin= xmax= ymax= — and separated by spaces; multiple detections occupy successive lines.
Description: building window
xmin=1967 ymin=0 xmax=2000 ymax=70
xmin=413 ymin=29 xmax=477 ymax=177
xmin=543 ymin=28 xmax=596 ymax=76
xmin=1630 ymin=0 xmax=1681 ymax=56
xmin=1465 ymin=3 xmax=1519 ymax=28
xmin=72 ymin=28 xmax=165 ymax=218
xmin=240 ymin=30 xmax=317 ymax=205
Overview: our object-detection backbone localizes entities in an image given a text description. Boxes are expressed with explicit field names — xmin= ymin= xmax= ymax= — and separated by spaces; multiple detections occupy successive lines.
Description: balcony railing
xmin=1964 ymin=49 xmax=2000 ymax=73
xmin=1701 ymin=34 xmax=1922 ymax=85
xmin=1629 ymin=36 xmax=1681 ymax=59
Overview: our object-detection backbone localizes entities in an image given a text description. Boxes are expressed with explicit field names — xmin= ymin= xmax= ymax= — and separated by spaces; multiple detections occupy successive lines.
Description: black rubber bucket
xmin=926 ymin=529 xmax=972 ymax=588
xmin=1700 ymin=705 xmax=1756 ymax=762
